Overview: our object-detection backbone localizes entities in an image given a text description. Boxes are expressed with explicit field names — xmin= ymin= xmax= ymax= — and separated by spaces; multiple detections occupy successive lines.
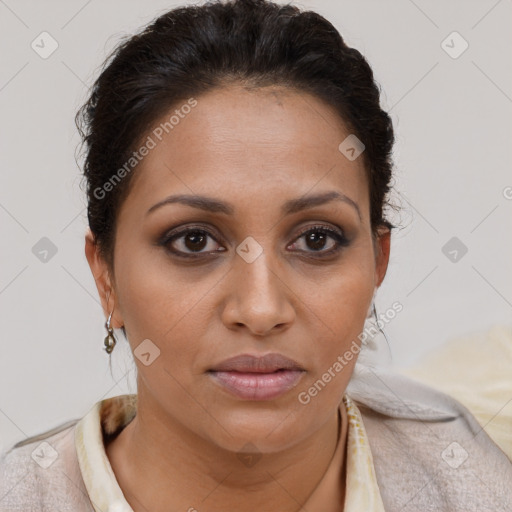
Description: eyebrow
xmin=146 ymin=190 xmax=361 ymax=220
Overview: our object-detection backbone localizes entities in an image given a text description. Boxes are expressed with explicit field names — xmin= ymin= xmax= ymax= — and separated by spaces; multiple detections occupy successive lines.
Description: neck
xmin=106 ymin=392 xmax=347 ymax=512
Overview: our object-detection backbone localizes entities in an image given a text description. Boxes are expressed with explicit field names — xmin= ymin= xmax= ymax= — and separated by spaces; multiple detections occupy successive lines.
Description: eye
xmin=161 ymin=227 xmax=225 ymax=258
xmin=288 ymin=225 xmax=349 ymax=256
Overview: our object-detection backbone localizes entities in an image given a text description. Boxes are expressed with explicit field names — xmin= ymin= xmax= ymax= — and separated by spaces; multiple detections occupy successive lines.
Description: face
xmin=86 ymin=83 xmax=390 ymax=454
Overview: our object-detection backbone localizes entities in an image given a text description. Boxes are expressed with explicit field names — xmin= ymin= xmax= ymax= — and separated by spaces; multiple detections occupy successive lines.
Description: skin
xmin=85 ymin=83 xmax=390 ymax=512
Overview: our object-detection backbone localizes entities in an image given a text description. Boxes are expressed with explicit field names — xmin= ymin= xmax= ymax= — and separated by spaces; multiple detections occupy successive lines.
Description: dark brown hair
xmin=76 ymin=0 xmax=397 ymax=268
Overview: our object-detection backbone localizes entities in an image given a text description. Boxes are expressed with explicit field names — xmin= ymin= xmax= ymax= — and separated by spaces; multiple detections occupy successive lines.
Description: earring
xmin=104 ymin=310 xmax=117 ymax=354
xmin=371 ymin=302 xmax=392 ymax=354
xmin=366 ymin=298 xmax=375 ymax=319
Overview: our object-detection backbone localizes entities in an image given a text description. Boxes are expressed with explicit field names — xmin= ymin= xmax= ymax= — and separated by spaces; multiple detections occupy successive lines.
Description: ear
xmin=374 ymin=226 xmax=391 ymax=288
xmin=84 ymin=228 xmax=124 ymax=329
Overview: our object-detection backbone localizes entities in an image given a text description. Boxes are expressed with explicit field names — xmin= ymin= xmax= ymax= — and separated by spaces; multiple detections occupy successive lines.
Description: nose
xmin=221 ymin=250 xmax=295 ymax=337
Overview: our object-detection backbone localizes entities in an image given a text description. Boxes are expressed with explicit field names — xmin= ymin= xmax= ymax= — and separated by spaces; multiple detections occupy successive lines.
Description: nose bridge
xmin=224 ymin=240 xmax=295 ymax=335
xmin=237 ymin=243 xmax=282 ymax=305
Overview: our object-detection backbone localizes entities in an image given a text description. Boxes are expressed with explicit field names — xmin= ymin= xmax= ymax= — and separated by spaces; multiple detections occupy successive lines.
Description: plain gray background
xmin=1 ymin=0 xmax=511 ymax=453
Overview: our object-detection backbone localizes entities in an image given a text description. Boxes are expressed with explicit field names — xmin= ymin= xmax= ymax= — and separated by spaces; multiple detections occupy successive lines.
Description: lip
xmin=208 ymin=353 xmax=306 ymax=401
xmin=209 ymin=353 xmax=305 ymax=373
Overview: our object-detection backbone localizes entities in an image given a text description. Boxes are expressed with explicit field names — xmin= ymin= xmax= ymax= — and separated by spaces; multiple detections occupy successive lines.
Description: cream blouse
xmin=74 ymin=393 xmax=385 ymax=512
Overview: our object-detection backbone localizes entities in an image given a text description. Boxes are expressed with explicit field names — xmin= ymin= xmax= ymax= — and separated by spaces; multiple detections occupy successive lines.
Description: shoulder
xmin=349 ymin=363 xmax=512 ymax=511
xmin=0 ymin=420 xmax=94 ymax=512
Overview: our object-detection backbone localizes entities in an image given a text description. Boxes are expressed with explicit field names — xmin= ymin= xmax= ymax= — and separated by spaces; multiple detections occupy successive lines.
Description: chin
xmin=203 ymin=408 xmax=311 ymax=454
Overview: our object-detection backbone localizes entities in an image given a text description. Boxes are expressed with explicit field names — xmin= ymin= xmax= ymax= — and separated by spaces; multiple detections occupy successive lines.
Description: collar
xmin=75 ymin=393 xmax=384 ymax=512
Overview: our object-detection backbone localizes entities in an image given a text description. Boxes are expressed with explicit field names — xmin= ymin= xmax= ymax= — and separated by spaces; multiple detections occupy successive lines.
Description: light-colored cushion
xmin=399 ymin=324 xmax=512 ymax=460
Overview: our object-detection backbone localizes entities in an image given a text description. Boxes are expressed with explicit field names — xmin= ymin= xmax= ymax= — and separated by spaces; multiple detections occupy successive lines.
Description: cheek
xmin=307 ymin=270 xmax=373 ymax=378
xmin=114 ymin=254 xmax=209 ymax=398
xmin=112 ymin=245 xmax=224 ymax=407
xmin=113 ymin=238 xmax=209 ymax=341
xmin=288 ymin=255 xmax=375 ymax=403
xmin=299 ymin=254 xmax=374 ymax=344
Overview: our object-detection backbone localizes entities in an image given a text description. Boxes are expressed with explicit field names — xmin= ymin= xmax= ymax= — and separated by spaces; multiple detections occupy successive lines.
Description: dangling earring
xmin=372 ymin=302 xmax=392 ymax=355
xmin=104 ymin=310 xmax=117 ymax=354
xmin=366 ymin=292 xmax=376 ymax=319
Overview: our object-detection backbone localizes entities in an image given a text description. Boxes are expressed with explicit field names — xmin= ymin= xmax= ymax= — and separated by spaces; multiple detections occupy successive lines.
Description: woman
xmin=1 ymin=0 xmax=510 ymax=510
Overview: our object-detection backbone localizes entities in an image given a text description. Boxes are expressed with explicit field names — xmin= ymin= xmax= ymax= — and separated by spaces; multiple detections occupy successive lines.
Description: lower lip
xmin=208 ymin=370 xmax=305 ymax=400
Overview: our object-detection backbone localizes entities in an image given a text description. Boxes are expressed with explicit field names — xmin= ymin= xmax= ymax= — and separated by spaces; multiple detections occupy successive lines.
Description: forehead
xmin=123 ymin=84 xmax=369 ymax=218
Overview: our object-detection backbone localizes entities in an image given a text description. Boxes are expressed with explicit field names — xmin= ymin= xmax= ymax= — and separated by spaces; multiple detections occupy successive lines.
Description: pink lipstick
xmin=208 ymin=353 xmax=305 ymax=401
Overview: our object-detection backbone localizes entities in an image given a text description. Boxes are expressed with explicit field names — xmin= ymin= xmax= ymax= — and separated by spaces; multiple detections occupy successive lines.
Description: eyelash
xmin=159 ymin=224 xmax=350 ymax=260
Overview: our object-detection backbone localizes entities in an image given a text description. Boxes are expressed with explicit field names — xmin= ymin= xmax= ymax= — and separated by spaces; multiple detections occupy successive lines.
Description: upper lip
xmin=209 ymin=353 xmax=305 ymax=373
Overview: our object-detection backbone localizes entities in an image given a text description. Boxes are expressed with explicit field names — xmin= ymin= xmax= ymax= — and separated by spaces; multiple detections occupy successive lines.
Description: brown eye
xmin=304 ymin=230 xmax=333 ymax=251
xmin=288 ymin=226 xmax=349 ymax=256
xmin=181 ymin=231 xmax=209 ymax=251
xmin=162 ymin=228 xmax=225 ymax=257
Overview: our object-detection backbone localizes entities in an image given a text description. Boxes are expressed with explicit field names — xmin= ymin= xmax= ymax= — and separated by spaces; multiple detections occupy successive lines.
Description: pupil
xmin=307 ymin=232 xmax=326 ymax=250
xmin=185 ymin=232 xmax=207 ymax=251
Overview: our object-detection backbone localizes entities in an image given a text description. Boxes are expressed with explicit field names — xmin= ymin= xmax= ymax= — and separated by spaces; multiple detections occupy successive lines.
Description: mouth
xmin=207 ymin=353 xmax=306 ymax=401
